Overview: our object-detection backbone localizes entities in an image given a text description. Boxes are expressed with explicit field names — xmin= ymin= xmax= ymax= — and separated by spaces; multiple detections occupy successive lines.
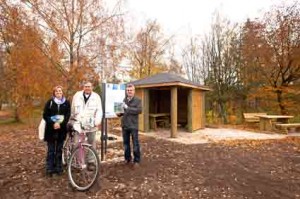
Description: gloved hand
xmin=122 ymin=102 xmax=128 ymax=109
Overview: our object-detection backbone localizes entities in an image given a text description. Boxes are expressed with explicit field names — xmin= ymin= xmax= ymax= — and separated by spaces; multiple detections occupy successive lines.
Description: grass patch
xmin=0 ymin=118 xmax=17 ymax=125
xmin=291 ymin=115 xmax=300 ymax=123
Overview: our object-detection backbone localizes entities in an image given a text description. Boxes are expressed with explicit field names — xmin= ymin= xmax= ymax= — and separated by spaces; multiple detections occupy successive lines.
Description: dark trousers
xmin=46 ymin=139 xmax=64 ymax=172
xmin=122 ymin=128 xmax=140 ymax=163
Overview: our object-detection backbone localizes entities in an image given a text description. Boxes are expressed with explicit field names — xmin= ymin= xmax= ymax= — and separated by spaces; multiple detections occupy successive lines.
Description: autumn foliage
xmin=183 ymin=3 xmax=300 ymax=123
xmin=0 ymin=0 xmax=299 ymax=123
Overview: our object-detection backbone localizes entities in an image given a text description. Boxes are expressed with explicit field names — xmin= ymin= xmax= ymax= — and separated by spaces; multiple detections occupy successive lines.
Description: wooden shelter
xmin=130 ymin=73 xmax=211 ymax=138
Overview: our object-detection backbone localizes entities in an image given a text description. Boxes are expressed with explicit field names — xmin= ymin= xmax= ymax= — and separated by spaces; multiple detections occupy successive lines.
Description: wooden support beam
xmin=144 ymin=89 xmax=149 ymax=132
xmin=187 ymin=89 xmax=193 ymax=132
xmin=201 ymin=92 xmax=206 ymax=129
xmin=171 ymin=87 xmax=177 ymax=138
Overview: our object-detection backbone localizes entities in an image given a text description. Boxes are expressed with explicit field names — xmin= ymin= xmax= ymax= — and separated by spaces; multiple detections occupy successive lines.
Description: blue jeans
xmin=46 ymin=138 xmax=64 ymax=173
xmin=122 ymin=128 xmax=140 ymax=163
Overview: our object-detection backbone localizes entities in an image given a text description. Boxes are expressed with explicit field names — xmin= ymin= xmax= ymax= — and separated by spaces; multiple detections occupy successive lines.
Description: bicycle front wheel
xmin=67 ymin=145 xmax=100 ymax=191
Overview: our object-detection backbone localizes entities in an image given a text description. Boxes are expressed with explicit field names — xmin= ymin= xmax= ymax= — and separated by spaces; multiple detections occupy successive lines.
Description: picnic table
xmin=257 ymin=115 xmax=294 ymax=131
xmin=149 ymin=113 xmax=170 ymax=130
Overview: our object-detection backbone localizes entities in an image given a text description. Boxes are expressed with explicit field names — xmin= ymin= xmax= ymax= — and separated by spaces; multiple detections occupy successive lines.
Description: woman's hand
xmin=54 ymin=122 xmax=61 ymax=129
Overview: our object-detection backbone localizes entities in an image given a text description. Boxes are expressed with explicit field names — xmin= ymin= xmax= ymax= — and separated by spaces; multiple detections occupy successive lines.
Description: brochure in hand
xmin=50 ymin=115 xmax=64 ymax=123
xmin=114 ymin=102 xmax=124 ymax=113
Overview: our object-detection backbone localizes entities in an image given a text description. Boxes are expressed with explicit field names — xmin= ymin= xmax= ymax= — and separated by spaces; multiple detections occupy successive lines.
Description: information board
xmin=104 ymin=83 xmax=126 ymax=118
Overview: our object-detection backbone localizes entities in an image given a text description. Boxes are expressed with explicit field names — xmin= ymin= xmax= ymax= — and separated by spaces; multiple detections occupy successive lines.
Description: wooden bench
xmin=243 ymin=113 xmax=267 ymax=123
xmin=275 ymin=123 xmax=300 ymax=134
xmin=149 ymin=113 xmax=170 ymax=131
xmin=156 ymin=118 xmax=170 ymax=128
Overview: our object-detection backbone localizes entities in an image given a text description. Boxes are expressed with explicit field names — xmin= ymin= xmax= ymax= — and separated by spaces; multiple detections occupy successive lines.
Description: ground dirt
xmin=1 ymin=122 xmax=300 ymax=199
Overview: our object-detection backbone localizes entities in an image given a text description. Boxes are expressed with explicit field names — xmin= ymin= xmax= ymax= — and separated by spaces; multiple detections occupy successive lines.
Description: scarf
xmin=53 ymin=96 xmax=66 ymax=105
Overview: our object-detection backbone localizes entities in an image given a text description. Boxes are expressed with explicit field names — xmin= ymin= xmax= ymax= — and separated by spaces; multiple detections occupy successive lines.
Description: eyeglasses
xmin=126 ymin=89 xmax=133 ymax=92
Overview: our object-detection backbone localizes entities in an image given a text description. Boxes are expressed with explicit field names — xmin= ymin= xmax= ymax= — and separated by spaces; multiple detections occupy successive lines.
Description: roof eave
xmin=133 ymin=82 xmax=212 ymax=91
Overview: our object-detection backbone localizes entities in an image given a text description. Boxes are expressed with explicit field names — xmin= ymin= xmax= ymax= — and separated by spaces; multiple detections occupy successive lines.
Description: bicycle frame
xmin=76 ymin=131 xmax=93 ymax=169
xmin=64 ymin=129 xmax=95 ymax=168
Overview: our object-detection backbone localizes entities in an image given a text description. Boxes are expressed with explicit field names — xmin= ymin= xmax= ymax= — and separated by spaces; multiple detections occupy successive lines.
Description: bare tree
xmin=182 ymin=37 xmax=208 ymax=84
xmin=127 ymin=20 xmax=173 ymax=79
xmin=23 ymin=0 xmax=125 ymax=93
xmin=202 ymin=14 xmax=242 ymax=123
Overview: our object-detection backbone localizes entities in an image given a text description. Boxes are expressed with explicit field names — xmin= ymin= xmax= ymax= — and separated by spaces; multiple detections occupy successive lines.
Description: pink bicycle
xmin=62 ymin=124 xmax=100 ymax=191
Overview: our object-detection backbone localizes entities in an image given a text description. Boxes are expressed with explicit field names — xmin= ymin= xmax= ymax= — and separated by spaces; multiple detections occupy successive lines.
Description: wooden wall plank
xmin=192 ymin=90 xmax=205 ymax=131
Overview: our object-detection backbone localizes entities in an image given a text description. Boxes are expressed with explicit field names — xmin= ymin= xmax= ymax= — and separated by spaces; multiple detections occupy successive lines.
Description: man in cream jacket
xmin=71 ymin=81 xmax=102 ymax=168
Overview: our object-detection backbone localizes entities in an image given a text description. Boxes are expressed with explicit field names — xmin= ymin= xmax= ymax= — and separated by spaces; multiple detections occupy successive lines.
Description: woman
xmin=43 ymin=85 xmax=70 ymax=176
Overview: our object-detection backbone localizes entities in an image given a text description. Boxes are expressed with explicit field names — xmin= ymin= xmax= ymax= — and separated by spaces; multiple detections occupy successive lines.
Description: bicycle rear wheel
xmin=67 ymin=145 xmax=100 ymax=191
xmin=62 ymin=136 xmax=72 ymax=166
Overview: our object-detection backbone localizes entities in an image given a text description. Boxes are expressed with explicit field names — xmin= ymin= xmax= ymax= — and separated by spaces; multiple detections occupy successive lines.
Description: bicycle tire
xmin=62 ymin=136 xmax=72 ymax=166
xmin=67 ymin=145 xmax=100 ymax=191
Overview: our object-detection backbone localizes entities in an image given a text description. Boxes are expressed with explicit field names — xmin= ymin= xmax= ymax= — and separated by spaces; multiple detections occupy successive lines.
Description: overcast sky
xmin=119 ymin=0 xmax=295 ymax=57
xmin=125 ymin=0 xmax=295 ymax=36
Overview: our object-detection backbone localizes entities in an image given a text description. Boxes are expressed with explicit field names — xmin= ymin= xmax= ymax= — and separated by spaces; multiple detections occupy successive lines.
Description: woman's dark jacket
xmin=43 ymin=98 xmax=71 ymax=142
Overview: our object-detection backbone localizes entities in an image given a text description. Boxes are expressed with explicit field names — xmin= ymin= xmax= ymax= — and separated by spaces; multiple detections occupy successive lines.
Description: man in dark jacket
xmin=117 ymin=84 xmax=142 ymax=166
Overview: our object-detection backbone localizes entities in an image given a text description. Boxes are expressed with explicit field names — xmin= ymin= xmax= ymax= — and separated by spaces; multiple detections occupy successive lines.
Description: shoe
xmin=124 ymin=160 xmax=131 ymax=165
xmin=57 ymin=172 xmax=63 ymax=176
xmin=46 ymin=170 xmax=54 ymax=177
xmin=54 ymin=167 xmax=63 ymax=175
xmin=87 ymin=162 xmax=96 ymax=171
xmin=56 ymin=170 xmax=63 ymax=176
xmin=133 ymin=162 xmax=140 ymax=168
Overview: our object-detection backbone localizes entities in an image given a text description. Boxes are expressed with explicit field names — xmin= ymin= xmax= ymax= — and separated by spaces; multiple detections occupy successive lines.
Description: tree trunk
xmin=218 ymin=100 xmax=228 ymax=124
xmin=14 ymin=107 xmax=21 ymax=122
xmin=276 ymin=90 xmax=286 ymax=115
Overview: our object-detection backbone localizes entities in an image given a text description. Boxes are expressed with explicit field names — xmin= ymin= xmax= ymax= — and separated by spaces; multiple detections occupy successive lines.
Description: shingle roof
xmin=129 ymin=72 xmax=211 ymax=91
